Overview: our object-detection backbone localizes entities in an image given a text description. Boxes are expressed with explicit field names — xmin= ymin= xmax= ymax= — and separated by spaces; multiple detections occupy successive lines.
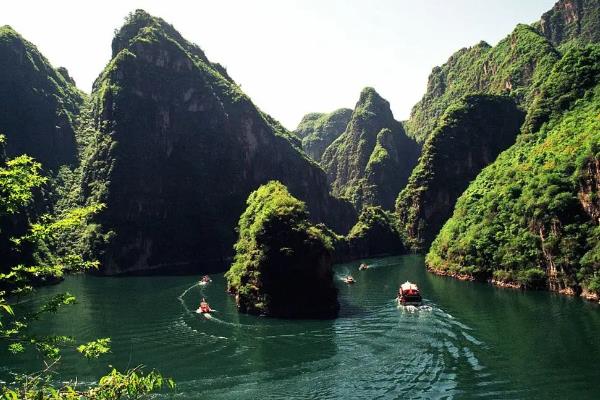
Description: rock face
xmin=536 ymin=0 xmax=600 ymax=46
xmin=321 ymin=88 xmax=420 ymax=210
xmin=80 ymin=10 xmax=355 ymax=275
xmin=225 ymin=182 xmax=339 ymax=318
xmin=294 ymin=108 xmax=352 ymax=161
xmin=396 ymin=95 xmax=524 ymax=251
xmin=0 ymin=26 xmax=83 ymax=170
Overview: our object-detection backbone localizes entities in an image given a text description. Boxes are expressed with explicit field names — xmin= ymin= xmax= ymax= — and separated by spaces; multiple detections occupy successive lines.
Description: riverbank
xmin=427 ymin=265 xmax=600 ymax=305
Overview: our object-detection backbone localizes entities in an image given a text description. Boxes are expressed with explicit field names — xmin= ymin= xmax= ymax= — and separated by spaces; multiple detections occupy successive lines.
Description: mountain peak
xmin=357 ymin=87 xmax=389 ymax=111
xmin=111 ymin=10 xmax=158 ymax=56
xmin=111 ymin=9 xmax=209 ymax=63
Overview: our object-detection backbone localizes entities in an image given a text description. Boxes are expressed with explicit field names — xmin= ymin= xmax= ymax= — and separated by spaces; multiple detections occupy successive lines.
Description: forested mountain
xmin=321 ymin=88 xmax=420 ymax=210
xmin=404 ymin=25 xmax=559 ymax=143
xmin=294 ymin=108 xmax=352 ymax=161
xmin=427 ymin=43 xmax=600 ymax=296
xmin=396 ymin=0 xmax=599 ymax=239
xmin=0 ymin=26 xmax=84 ymax=170
xmin=1 ymin=0 xmax=598 ymax=300
xmin=372 ymin=0 xmax=600 ymax=300
xmin=79 ymin=10 xmax=355 ymax=275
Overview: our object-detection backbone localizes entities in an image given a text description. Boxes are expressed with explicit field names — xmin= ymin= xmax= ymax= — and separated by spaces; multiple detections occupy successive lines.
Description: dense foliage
xmin=321 ymin=88 xmax=420 ymax=210
xmin=79 ymin=10 xmax=355 ymax=275
xmin=225 ymin=181 xmax=339 ymax=318
xmin=294 ymin=108 xmax=353 ymax=162
xmin=428 ymin=75 xmax=600 ymax=294
xmin=396 ymin=95 xmax=524 ymax=251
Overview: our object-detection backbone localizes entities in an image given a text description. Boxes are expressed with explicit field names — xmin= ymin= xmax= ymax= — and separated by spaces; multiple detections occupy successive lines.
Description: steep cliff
xmin=321 ymin=88 xmax=420 ymax=210
xmin=405 ymin=25 xmax=559 ymax=143
xmin=536 ymin=0 xmax=600 ymax=47
xmin=396 ymin=95 xmax=524 ymax=251
xmin=80 ymin=10 xmax=355 ymax=275
xmin=294 ymin=108 xmax=352 ymax=161
xmin=225 ymin=182 xmax=339 ymax=318
xmin=427 ymin=45 xmax=600 ymax=297
xmin=0 ymin=26 xmax=84 ymax=170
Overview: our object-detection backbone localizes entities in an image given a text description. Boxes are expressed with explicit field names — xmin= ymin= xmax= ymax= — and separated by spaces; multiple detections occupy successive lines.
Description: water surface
xmin=2 ymin=255 xmax=600 ymax=399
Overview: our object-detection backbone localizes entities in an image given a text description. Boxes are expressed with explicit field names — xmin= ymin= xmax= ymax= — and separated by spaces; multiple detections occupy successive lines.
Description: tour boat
xmin=359 ymin=263 xmax=369 ymax=270
xmin=344 ymin=275 xmax=356 ymax=284
xmin=397 ymin=281 xmax=422 ymax=305
xmin=196 ymin=300 xmax=212 ymax=314
xmin=199 ymin=275 xmax=212 ymax=285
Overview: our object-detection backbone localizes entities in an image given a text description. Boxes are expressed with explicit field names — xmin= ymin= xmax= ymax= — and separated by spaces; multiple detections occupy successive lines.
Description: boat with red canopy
xmin=397 ymin=281 xmax=422 ymax=305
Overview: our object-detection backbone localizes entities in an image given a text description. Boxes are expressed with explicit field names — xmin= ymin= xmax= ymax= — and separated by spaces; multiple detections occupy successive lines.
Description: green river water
xmin=2 ymin=255 xmax=600 ymax=399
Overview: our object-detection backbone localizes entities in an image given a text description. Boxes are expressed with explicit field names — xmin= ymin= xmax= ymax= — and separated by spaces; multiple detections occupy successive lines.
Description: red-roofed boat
xmin=397 ymin=281 xmax=422 ymax=305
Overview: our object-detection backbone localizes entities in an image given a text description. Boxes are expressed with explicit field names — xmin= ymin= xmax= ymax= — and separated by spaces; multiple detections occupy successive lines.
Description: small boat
xmin=199 ymin=275 xmax=212 ymax=285
xmin=359 ymin=263 xmax=369 ymax=270
xmin=397 ymin=281 xmax=422 ymax=305
xmin=196 ymin=299 xmax=212 ymax=314
xmin=343 ymin=275 xmax=356 ymax=284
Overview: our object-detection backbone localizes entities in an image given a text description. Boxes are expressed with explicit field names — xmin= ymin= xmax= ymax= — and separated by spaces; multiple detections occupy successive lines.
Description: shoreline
xmin=427 ymin=266 xmax=600 ymax=305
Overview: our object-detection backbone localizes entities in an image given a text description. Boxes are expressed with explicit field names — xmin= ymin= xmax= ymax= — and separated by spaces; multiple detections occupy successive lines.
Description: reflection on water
xmin=2 ymin=255 xmax=600 ymax=399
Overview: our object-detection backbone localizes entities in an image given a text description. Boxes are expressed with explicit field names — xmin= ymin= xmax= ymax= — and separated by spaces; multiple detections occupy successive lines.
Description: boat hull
xmin=397 ymin=295 xmax=422 ymax=306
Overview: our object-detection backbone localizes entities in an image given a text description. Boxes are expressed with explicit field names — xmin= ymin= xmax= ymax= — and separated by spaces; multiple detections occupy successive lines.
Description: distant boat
xmin=343 ymin=275 xmax=356 ymax=284
xmin=397 ymin=281 xmax=422 ymax=305
xmin=359 ymin=263 xmax=369 ymax=271
xmin=199 ymin=275 xmax=212 ymax=285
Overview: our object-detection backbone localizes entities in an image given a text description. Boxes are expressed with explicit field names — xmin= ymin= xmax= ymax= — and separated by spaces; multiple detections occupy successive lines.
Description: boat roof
xmin=401 ymin=281 xmax=419 ymax=291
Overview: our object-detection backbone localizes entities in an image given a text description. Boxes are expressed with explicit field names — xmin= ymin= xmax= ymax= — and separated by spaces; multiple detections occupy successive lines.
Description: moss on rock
xmin=225 ymin=181 xmax=339 ymax=318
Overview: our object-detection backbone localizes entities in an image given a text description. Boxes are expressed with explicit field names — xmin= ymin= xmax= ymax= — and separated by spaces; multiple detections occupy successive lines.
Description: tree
xmin=0 ymin=135 xmax=173 ymax=398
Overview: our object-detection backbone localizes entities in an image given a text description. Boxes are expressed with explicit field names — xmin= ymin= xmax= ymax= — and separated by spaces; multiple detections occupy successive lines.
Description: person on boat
xmin=199 ymin=298 xmax=211 ymax=313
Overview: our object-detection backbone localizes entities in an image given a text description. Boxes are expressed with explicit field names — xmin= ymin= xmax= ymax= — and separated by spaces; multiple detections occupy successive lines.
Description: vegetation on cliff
xmin=428 ymin=45 xmax=600 ymax=296
xmin=346 ymin=206 xmax=404 ymax=258
xmin=406 ymin=0 xmax=600 ymax=145
xmin=79 ymin=10 xmax=355 ymax=275
xmin=294 ymin=108 xmax=353 ymax=161
xmin=0 ymin=25 xmax=84 ymax=170
xmin=321 ymin=88 xmax=420 ymax=210
xmin=396 ymin=95 xmax=524 ymax=251
xmin=404 ymin=25 xmax=559 ymax=143
xmin=225 ymin=181 xmax=339 ymax=318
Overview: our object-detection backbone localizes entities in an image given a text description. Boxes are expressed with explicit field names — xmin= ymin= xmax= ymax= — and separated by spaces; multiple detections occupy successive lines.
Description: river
xmin=2 ymin=255 xmax=600 ymax=399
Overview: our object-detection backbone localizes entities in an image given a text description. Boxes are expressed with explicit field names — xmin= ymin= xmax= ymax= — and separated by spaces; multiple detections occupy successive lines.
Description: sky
xmin=2 ymin=0 xmax=557 ymax=129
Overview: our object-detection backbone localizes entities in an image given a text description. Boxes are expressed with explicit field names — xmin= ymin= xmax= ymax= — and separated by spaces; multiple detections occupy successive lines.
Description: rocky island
xmin=225 ymin=181 xmax=339 ymax=318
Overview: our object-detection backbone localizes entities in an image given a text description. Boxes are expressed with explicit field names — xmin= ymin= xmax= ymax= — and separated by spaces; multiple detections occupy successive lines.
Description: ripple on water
xmin=3 ymin=259 xmax=530 ymax=399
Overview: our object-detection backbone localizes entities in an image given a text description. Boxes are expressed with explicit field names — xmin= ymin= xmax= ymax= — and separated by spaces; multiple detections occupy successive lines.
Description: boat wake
xmin=177 ymin=281 xmax=204 ymax=314
xmin=398 ymin=303 xmax=433 ymax=313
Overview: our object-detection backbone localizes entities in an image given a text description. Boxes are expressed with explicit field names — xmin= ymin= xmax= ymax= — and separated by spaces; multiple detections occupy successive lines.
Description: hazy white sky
xmin=3 ymin=0 xmax=556 ymax=129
